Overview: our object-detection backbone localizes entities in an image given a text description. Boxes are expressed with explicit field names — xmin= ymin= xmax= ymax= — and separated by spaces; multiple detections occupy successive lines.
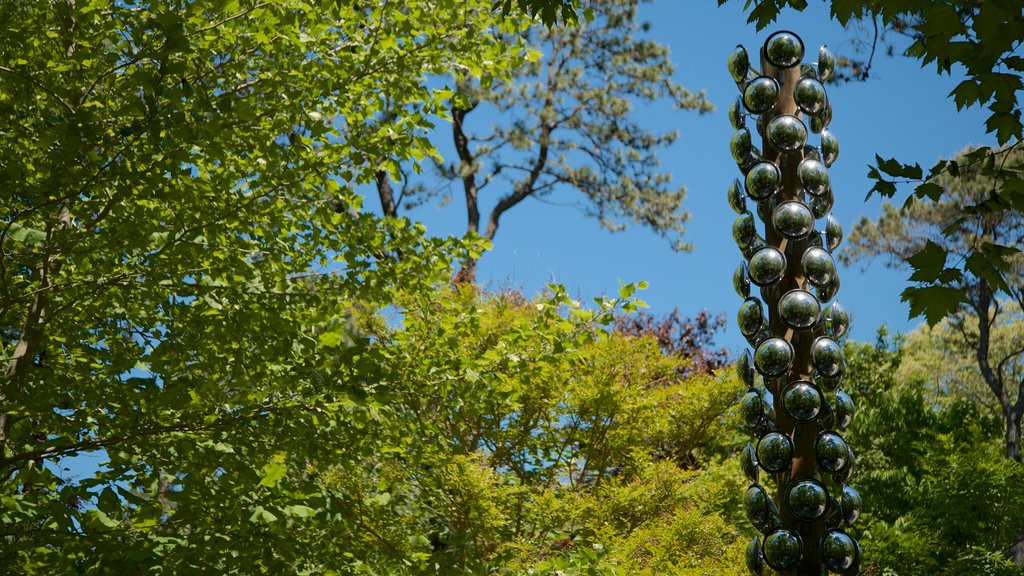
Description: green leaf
xmin=260 ymin=452 xmax=288 ymax=488
xmin=907 ymin=241 xmax=948 ymax=283
xmin=5 ymin=222 xmax=46 ymax=246
xmin=901 ymin=285 xmax=967 ymax=326
xmin=248 ymin=505 xmax=279 ymax=524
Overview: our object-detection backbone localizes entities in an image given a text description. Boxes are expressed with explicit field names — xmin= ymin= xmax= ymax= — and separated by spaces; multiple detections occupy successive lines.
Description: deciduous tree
xmin=374 ymin=0 xmax=713 ymax=281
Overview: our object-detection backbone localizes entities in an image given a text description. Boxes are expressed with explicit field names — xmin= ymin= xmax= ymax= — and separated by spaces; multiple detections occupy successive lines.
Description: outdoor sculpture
xmin=728 ymin=31 xmax=862 ymax=575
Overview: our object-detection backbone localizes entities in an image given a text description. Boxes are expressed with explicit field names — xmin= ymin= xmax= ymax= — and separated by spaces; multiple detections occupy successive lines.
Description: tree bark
xmin=451 ymin=104 xmax=480 ymax=284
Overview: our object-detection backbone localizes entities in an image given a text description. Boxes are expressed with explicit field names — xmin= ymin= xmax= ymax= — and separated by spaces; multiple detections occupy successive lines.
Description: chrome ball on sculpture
xmin=738 ymin=297 xmax=766 ymax=339
xmin=798 ymin=157 xmax=830 ymax=197
xmin=786 ymin=478 xmax=829 ymax=521
xmin=734 ymin=261 xmax=751 ymax=299
xmin=816 ymin=273 xmax=841 ymax=303
xmin=733 ymin=212 xmax=758 ymax=250
xmin=834 ymin=390 xmax=856 ymax=430
xmin=749 ymin=247 xmax=787 ymax=287
xmin=810 ymin=98 xmax=833 ymax=133
xmin=729 ymin=96 xmax=747 ymax=130
xmin=728 ymin=178 xmax=747 ymax=214
xmin=772 ymin=200 xmax=814 ymax=240
xmin=745 ymin=484 xmax=780 ymax=533
xmin=755 ymin=336 xmax=794 ymax=378
xmin=815 ymin=431 xmax=850 ymax=473
xmin=794 ymin=76 xmax=827 ymax=115
xmin=740 ymin=441 xmax=760 ymax=483
xmin=740 ymin=389 xmax=768 ymax=429
xmin=762 ymin=527 xmax=803 ymax=571
xmin=802 ymin=246 xmax=836 ymax=287
xmin=825 ymin=213 xmax=843 ymax=251
xmin=821 ymin=529 xmax=859 ymax=573
xmin=811 ymin=336 xmax=844 ymax=378
xmin=737 ymin=348 xmax=755 ymax=388
xmin=818 ymin=44 xmax=836 ymax=82
xmin=743 ymin=76 xmax=780 ymax=114
xmin=821 ymin=128 xmax=840 ymax=167
xmin=746 ymin=536 xmax=765 ymax=576
xmin=757 ymin=431 xmax=793 ymax=473
xmin=767 ymin=115 xmax=808 ymax=152
xmin=823 ymin=300 xmax=850 ymax=339
xmin=731 ymin=128 xmax=753 ymax=164
xmin=779 ymin=289 xmax=820 ymax=330
xmin=809 ymin=187 xmax=835 ymax=219
xmin=728 ymin=45 xmax=751 ymax=84
xmin=782 ymin=380 xmax=824 ymax=422
xmin=840 ymin=485 xmax=862 ymax=525
xmin=764 ymin=31 xmax=804 ymax=68
xmin=745 ymin=161 xmax=781 ymax=200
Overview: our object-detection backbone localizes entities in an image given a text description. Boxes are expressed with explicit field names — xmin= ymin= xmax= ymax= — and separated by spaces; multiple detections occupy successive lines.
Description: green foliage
xmin=0 ymin=1 xmax=533 ymax=572
xmin=843 ymin=333 xmax=1024 ymax=575
xmin=379 ymin=0 xmax=711 ymax=280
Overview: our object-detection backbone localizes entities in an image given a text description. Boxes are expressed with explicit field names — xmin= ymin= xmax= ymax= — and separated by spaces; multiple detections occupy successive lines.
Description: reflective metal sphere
xmin=767 ymin=115 xmax=807 ymax=152
xmin=749 ymin=247 xmax=787 ymax=287
xmin=786 ymin=478 xmax=829 ymax=521
xmin=821 ymin=530 xmax=858 ymax=572
xmin=825 ymin=213 xmax=843 ymax=251
xmin=743 ymin=76 xmax=780 ymax=114
xmin=772 ymin=200 xmax=814 ymax=240
xmin=745 ymin=161 xmax=781 ymax=200
xmin=729 ymin=96 xmax=746 ymax=130
xmin=764 ymin=31 xmax=804 ymax=68
xmin=810 ymin=98 xmax=833 ymax=133
xmin=809 ymin=187 xmax=834 ymax=219
xmin=737 ymin=348 xmax=755 ymax=388
xmin=762 ymin=528 xmax=803 ymax=571
xmin=832 ymin=447 xmax=856 ymax=484
xmin=798 ymin=157 xmax=830 ymax=197
xmin=821 ymin=128 xmax=840 ymax=167
xmin=783 ymin=380 xmax=823 ymax=422
xmin=728 ymin=45 xmax=751 ymax=84
xmin=834 ymin=390 xmax=855 ymax=430
xmin=727 ymin=178 xmax=747 ymax=214
xmin=740 ymin=441 xmax=759 ymax=483
xmin=745 ymin=536 xmax=764 ymax=576
xmin=840 ymin=485 xmax=862 ymax=525
xmin=742 ymin=235 xmax=768 ymax=261
xmin=755 ymin=336 xmax=794 ymax=378
xmin=731 ymin=128 xmax=753 ymax=164
xmin=801 ymin=246 xmax=836 ymax=287
xmin=815 ymin=431 xmax=850 ymax=473
xmin=779 ymin=289 xmax=820 ymax=330
xmin=816 ymin=273 xmax=841 ymax=303
xmin=818 ymin=44 xmax=836 ymax=82
xmin=757 ymin=431 xmax=793 ymax=473
xmin=733 ymin=212 xmax=758 ymax=250
xmin=824 ymin=300 xmax=850 ymax=339
xmin=756 ymin=198 xmax=771 ymax=223
xmin=740 ymin=389 xmax=767 ymax=429
xmin=802 ymin=144 xmax=822 ymax=162
xmin=734 ymin=261 xmax=751 ymax=299
xmin=813 ymin=368 xmax=843 ymax=392
xmin=811 ymin=336 xmax=844 ymax=378
xmin=738 ymin=297 xmax=765 ymax=339
xmin=794 ymin=76 xmax=827 ymax=115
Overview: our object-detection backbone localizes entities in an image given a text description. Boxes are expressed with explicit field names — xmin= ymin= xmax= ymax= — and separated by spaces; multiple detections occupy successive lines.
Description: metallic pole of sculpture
xmin=727 ymin=31 xmax=863 ymax=576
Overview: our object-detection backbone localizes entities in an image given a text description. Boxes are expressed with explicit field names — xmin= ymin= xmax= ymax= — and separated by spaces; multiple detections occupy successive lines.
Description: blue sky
xmin=396 ymin=1 xmax=994 ymax=354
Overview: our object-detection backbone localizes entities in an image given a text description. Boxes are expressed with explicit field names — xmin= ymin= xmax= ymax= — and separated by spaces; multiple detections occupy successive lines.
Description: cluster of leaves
xmin=315 ymin=285 xmax=746 ymax=574
xmin=843 ymin=331 xmax=1024 ymax=574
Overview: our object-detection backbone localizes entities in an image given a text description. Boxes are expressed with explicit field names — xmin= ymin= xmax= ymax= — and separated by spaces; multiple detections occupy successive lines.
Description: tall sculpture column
xmin=727 ymin=31 xmax=863 ymax=576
